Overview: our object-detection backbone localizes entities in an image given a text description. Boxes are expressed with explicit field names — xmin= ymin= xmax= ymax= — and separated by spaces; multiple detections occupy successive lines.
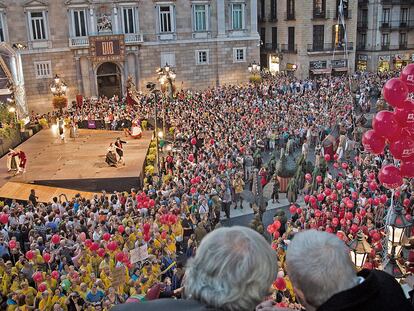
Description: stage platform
xmin=0 ymin=129 xmax=152 ymax=193
xmin=0 ymin=181 xmax=95 ymax=203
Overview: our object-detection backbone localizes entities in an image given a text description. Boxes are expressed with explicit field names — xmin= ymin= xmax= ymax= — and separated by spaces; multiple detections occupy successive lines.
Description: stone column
xmin=80 ymin=57 xmax=91 ymax=97
xmin=250 ymin=0 xmax=258 ymax=35
xmin=112 ymin=6 xmax=119 ymax=34
xmin=135 ymin=52 xmax=140 ymax=91
xmin=217 ymin=0 xmax=225 ymax=37
xmin=75 ymin=57 xmax=83 ymax=95
xmin=89 ymin=8 xmax=96 ymax=35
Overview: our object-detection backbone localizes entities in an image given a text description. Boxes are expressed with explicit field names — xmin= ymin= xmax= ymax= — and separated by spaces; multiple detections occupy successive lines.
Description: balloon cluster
xmin=267 ymin=220 xmax=282 ymax=239
xmin=362 ymin=64 xmax=414 ymax=188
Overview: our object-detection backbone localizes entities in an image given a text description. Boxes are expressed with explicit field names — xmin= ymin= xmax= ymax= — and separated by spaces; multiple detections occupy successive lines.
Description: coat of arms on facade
xmin=97 ymin=14 xmax=112 ymax=33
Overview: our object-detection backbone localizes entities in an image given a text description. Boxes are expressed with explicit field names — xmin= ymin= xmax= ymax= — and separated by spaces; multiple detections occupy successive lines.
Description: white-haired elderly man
xmin=258 ymin=229 xmax=413 ymax=311
xmin=112 ymin=226 xmax=278 ymax=311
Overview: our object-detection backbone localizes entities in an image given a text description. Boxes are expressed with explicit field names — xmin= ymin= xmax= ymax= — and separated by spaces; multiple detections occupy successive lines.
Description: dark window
xmin=336 ymin=0 xmax=349 ymax=18
xmin=272 ymin=27 xmax=277 ymax=49
xmin=382 ymin=8 xmax=390 ymax=24
xmin=401 ymin=8 xmax=408 ymax=25
xmin=313 ymin=25 xmax=324 ymax=50
xmin=260 ymin=0 xmax=265 ymax=20
xmin=400 ymin=32 xmax=407 ymax=47
xmin=313 ymin=0 xmax=326 ymax=18
xmin=288 ymin=26 xmax=295 ymax=50
xmin=270 ymin=0 xmax=277 ymax=21
xmin=358 ymin=33 xmax=366 ymax=49
xmin=287 ymin=0 xmax=295 ymax=20
xmin=260 ymin=27 xmax=266 ymax=44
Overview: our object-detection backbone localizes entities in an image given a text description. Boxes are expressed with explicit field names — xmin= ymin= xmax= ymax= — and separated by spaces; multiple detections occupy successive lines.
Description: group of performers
xmin=7 ymin=148 xmax=26 ymax=175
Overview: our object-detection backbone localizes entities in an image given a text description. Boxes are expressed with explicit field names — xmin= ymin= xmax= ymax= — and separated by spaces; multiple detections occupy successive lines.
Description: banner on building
xmin=378 ymin=55 xmax=391 ymax=62
xmin=331 ymin=59 xmax=348 ymax=68
xmin=309 ymin=60 xmax=327 ymax=70
xmin=90 ymin=35 xmax=125 ymax=62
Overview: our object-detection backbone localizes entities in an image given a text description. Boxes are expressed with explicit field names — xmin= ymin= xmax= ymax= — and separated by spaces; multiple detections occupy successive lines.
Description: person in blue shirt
xmin=86 ymin=284 xmax=105 ymax=304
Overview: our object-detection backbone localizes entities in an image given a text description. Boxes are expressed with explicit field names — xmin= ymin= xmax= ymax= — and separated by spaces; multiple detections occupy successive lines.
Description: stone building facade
xmin=258 ymin=0 xmax=357 ymax=79
xmin=356 ymin=0 xmax=414 ymax=73
xmin=2 ymin=0 xmax=259 ymax=113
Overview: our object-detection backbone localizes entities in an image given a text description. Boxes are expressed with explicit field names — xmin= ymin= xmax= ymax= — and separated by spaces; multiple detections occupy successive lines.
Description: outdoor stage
xmin=0 ymin=129 xmax=152 ymax=194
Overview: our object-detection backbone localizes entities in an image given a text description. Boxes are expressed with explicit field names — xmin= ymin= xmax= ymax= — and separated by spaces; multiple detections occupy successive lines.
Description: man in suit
xmin=258 ymin=230 xmax=413 ymax=311
xmin=112 ymin=226 xmax=278 ymax=311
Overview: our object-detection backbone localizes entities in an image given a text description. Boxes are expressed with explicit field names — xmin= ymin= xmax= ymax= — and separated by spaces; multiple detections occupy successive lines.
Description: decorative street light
xmin=146 ymin=82 xmax=161 ymax=176
xmin=50 ymin=74 xmax=68 ymax=114
xmin=50 ymin=74 xmax=68 ymax=97
xmin=348 ymin=230 xmax=372 ymax=270
xmin=248 ymin=60 xmax=261 ymax=75
xmin=156 ymin=63 xmax=176 ymax=137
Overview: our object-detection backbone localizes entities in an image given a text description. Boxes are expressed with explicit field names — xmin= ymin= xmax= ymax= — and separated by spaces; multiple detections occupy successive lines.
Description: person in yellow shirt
xmin=50 ymin=288 xmax=66 ymax=309
xmin=100 ymin=266 xmax=112 ymax=289
xmin=19 ymin=281 xmax=37 ymax=306
xmin=38 ymin=290 xmax=52 ymax=311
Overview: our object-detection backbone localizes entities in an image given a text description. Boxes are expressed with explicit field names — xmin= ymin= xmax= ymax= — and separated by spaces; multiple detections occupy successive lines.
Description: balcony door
xmin=313 ymin=25 xmax=324 ymax=51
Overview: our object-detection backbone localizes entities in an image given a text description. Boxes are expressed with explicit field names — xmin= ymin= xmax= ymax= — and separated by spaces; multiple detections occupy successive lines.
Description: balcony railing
xmin=281 ymin=44 xmax=297 ymax=53
xmin=313 ymin=10 xmax=327 ymax=19
xmin=358 ymin=0 xmax=369 ymax=5
xmin=381 ymin=44 xmax=414 ymax=50
xmin=262 ymin=43 xmax=280 ymax=52
xmin=380 ymin=20 xmax=414 ymax=29
xmin=69 ymin=33 xmax=143 ymax=48
xmin=307 ymin=42 xmax=354 ymax=52
xmin=381 ymin=0 xmax=414 ymax=5
xmin=357 ymin=21 xmax=368 ymax=28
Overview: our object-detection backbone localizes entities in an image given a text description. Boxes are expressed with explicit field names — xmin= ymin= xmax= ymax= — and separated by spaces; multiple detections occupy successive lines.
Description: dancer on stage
xmin=128 ymin=119 xmax=142 ymax=139
xmin=58 ymin=117 xmax=65 ymax=142
xmin=105 ymin=143 xmax=118 ymax=167
xmin=115 ymin=137 xmax=127 ymax=165
xmin=7 ymin=148 xmax=20 ymax=172
xmin=17 ymin=149 xmax=27 ymax=174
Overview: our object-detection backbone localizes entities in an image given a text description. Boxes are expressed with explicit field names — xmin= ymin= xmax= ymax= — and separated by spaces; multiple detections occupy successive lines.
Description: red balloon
xmin=346 ymin=212 xmax=353 ymax=220
xmin=107 ymin=241 xmax=118 ymax=251
xmin=26 ymin=250 xmax=35 ymax=260
xmin=42 ymin=252 xmax=51 ymax=263
xmin=394 ymin=105 xmax=414 ymax=129
xmin=305 ymin=173 xmax=312 ymax=181
xmin=8 ymin=240 xmax=16 ymax=249
xmin=380 ymin=194 xmax=388 ymax=204
xmin=315 ymin=210 xmax=322 ymax=218
xmin=336 ymin=182 xmax=343 ymax=190
xmin=190 ymin=178 xmax=197 ymax=184
xmin=372 ymin=232 xmax=381 ymax=242
xmin=38 ymin=282 xmax=47 ymax=293
xmin=337 ymin=231 xmax=345 ymax=240
xmin=304 ymin=195 xmax=310 ymax=203
xmin=84 ymin=239 xmax=92 ymax=248
xmin=0 ymin=213 xmax=8 ymax=224
xmin=378 ymin=165 xmax=403 ymax=190
xmin=274 ymin=277 xmax=286 ymax=291
xmin=115 ymin=252 xmax=124 ymax=262
xmin=289 ymin=205 xmax=297 ymax=214
xmin=342 ymin=162 xmax=348 ymax=170
xmin=372 ymin=111 xmax=401 ymax=140
xmin=369 ymin=182 xmax=378 ymax=191
xmin=351 ymin=192 xmax=358 ymax=200
xmin=373 ymin=198 xmax=380 ymax=206
xmin=389 ymin=136 xmax=414 ymax=161
xmin=149 ymin=199 xmax=155 ymax=207
xmin=326 ymin=227 xmax=334 ymax=234
xmin=383 ymin=78 xmax=409 ymax=108
xmin=51 ymin=234 xmax=60 ymax=245
xmin=317 ymin=193 xmax=325 ymax=202
xmin=401 ymin=160 xmax=414 ymax=178
xmin=333 ymin=162 xmax=339 ymax=169
xmin=330 ymin=193 xmax=338 ymax=201
xmin=90 ymin=242 xmax=99 ymax=251
xmin=188 ymin=154 xmax=195 ymax=162
xmin=32 ymin=271 xmax=43 ymax=283
xmin=51 ymin=271 xmax=59 ymax=280
xmin=309 ymin=196 xmax=317 ymax=206
xmin=166 ymin=155 xmax=173 ymax=163
xmin=340 ymin=218 xmax=347 ymax=226
xmin=316 ymin=175 xmax=322 ymax=183
xmin=267 ymin=224 xmax=275 ymax=234
xmin=190 ymin=187 xmax=197 ymax=194
xmin=143 ymin=234 xmax=151 ymax=242
xmin=362 ymin=130 xmax=386 ymax=155
xmin=296 ymin=208 xmax=302 ymax=214
xmin=400 ymin=63 xmax=414 ymax=93
xmin=143 ymin=223 xmax=151 ymax=233
xmin=403 ymin=198 xmax=410 ymax=208
xmin=406 ymin=214 xmax=412 ymax=222
xmin=161 ymin=231 xmax=167 ymax=239
xmin=334 ymin=154 xmax=339 ymax=161
xmin=360 ymin=209 xmax=367 ymax=217
xmin=118 ymin=225 xmax=125 ymax=233
xmin=210 ymin=138 xmax=215 ymax=145
xmin=273 ymin=220 xmax=281 ymax=230
xmin=191 ymin=137 xmax=197 ymax=145
xmin=350 ymin=224 xmax=359 ymax=233
xmin=324 ymin=188 xmax=332 ymax=196
xmin=195 ymin=176 xmax=201 ymax=183
xmin=102 ymin=233 xmax=111 ymax=241
xmin=346 ymin=201 xmax=354 ymax=209
xmin=332 ymin=218 xmax=339 ymax=226
xmin=324 ymin=154 xmax=331 ymax=161
xmin=97 ymin=248 xmax=106 ymax=258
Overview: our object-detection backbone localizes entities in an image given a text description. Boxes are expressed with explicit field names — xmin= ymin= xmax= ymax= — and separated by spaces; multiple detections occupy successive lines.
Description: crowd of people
xmin=1 ymin=70 xmax=412 ymax=310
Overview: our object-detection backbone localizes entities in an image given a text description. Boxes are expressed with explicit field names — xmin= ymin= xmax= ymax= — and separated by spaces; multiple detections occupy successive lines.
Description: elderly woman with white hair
xmin=112 ymin=226 xmax=278 ymax=311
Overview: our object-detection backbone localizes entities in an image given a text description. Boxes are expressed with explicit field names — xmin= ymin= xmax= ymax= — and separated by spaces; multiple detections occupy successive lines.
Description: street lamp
xmin=146 ymin=82 xmax=161 ymax=176
xmin=248 ymin=60 xmax=261 ymax=75
xmin=157 ymin=63 xmax=176 ymax=137
xmin=348 ymin=230 xmax=372 ymax=269
xmin=50 ymin=74 xmax=68 ymax=97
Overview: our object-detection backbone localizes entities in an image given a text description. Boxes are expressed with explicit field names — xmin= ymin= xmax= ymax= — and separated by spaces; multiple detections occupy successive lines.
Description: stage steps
xmin=0 ymin=181 xmax=95 ymax=203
